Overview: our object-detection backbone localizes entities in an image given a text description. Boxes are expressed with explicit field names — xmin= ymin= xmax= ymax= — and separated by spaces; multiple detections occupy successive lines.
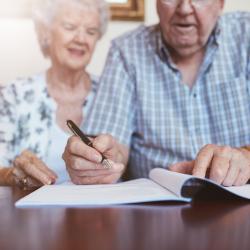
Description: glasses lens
xmin=192 ymin=0 xmax=211 ymax=7
xmin=161 ymin=0 xmax=211 ymax=6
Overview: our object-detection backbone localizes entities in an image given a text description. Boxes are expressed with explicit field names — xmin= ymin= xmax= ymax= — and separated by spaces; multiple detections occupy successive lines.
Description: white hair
xmin=32 ymin=0 xmax=109 ymax=57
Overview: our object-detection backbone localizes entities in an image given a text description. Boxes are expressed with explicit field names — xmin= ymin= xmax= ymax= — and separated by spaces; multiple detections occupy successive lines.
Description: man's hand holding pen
xmin=63 ymin=133 xmax=129 ymax=185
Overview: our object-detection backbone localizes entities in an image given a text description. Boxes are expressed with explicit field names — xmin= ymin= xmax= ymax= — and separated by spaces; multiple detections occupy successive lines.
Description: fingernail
xmin=93 ymin=153 xmax=102 ymax=163
xmin=46 ymin=179 xmax=52 ymax=185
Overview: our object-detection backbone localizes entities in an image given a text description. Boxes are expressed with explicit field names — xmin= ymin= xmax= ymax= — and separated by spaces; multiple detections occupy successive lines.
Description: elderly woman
xmin=0 ymin=0 xmax=109 ymax=187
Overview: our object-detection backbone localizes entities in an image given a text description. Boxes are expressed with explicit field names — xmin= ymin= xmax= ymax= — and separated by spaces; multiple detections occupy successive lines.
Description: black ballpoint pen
xmin=66 ymin=120 xmax=112 ymax=169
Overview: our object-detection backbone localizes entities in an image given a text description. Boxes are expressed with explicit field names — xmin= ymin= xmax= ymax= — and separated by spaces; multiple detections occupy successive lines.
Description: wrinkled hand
xmin=62 ymin=134 xmax=128 ymax=185
xmin=12 ymin=150 xmax=57 ymax=188
xmin=169 ymin=144 xmax=250 ymax=186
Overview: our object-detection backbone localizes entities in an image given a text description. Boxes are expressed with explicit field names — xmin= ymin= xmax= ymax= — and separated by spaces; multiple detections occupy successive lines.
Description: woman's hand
xmin=11 ymin=150 xmax=57 ymax=188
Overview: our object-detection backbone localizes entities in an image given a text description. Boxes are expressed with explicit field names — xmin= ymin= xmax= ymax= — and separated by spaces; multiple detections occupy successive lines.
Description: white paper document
xmin=15 ymin=169 xmax=250 ymax=208
xmin=15 ymin=178 xmax=188 ymax=207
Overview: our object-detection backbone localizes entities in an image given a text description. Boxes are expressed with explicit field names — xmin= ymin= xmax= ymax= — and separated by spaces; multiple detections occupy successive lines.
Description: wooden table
xmin=0 ymin=186 xmax=250 ymax=250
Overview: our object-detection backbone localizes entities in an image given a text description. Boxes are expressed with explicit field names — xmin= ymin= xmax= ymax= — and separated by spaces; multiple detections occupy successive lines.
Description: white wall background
xmin=0 ymin=0 xmax=249 ymax=84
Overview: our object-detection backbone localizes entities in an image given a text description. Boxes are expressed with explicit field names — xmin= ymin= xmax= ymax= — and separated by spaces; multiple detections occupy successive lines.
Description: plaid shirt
xmin=84 ymin=12 xmax=250 ymax=178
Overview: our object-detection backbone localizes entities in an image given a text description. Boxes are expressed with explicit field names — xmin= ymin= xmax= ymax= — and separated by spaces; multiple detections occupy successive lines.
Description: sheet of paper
xmin=150 ymin=168 xmax=250 ymax=200
xmin=149 ymin=168 xmax=195 ymax=197
xmin=225 ymin=185 xmax=250 ymax=199
xmin=15 ymin=178 xmax=189 ymax=207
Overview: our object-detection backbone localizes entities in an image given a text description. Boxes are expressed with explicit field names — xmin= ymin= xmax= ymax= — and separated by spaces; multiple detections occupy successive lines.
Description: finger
xmin=192 ymin=144 xmax=215 ymax=178
xmin=21 ymin=150 xmax=58 ymax=180
xmin=64 ymin=154 xmax=106 ymax=171
xmin=12 ymin=167 xmax=28 ymax=187
xmin=233 ymin=170 xmax=250 ymax=186
xmin=12 ymin=168 xmax=42 ymax=188
xmin=65 ymin=136 xmax=102 ymax=163
xmin=68 ymin=162 xmax=124 ymax=177
xmin=222 ymin=149 xmax=242 ymax=186
xmin=68 ymin=168 xmax=111 ymax=177
xmin=69 ymin=173 xmax=108 ymax=185
xmin=12 ymin=167 xmax=26 ymax=179
xmin=71 ymin=173 xmax=120 ymax=185
xmin=14 ymin=154 xmax=55 ymax=185
xmin=25 ymin=176 xmax=43 ymax=188
xmin=31 ymin=157 xmax=58 ymax=181
xmin=168 ymin=161 xmax=195 ymax=174
xmin=222 ymin=163 xmax=239 ymax=186
xmin=93 ymin=134 xmax=115 ymax=152
xmin=17 ymin=160 xmax=54 ymax=185
xmin=209 ymin=146 xmax=232 ymax=184
xmin=209 ymin=155 xmax=230 ymax=184
xmin=101 ymin=173 xmax=122 ymax=184
xmin=92 ymin=134 xmax=119 ymax=161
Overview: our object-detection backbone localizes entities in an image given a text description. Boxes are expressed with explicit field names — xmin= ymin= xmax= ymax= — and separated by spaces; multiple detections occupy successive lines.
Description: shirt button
xmin=193 ymin=93 xmax=197 ymax=98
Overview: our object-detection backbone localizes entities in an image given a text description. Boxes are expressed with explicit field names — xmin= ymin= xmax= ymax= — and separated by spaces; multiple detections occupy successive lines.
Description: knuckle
xmin=94 ymin=134 xmax=114 ymax=150
xmin=21 ymin=150 xmax=34 ymax=159
xmin=62 ymin=150 xmax=70 ymax=163
xmin=218 ymin=145 xmax=232 ymax=155
xmin=202 ymin=144 xmax=215 ymax=151
xmin=71 ymin=157 xmax=86 ymax=170
xmin=62 ymin=151 xmax=66 ymax=161
xmin=72 ymin=158 xmax=81 ymax=170
xmin=197 ymin=149 xmax=208 ymax=159
xmin=231 ymin=148 xmax=242 ymax=160
xmin=14 ymin=155 xmax=26 ymax=167
xmin=67 ymin=136 xmax=80 ymax=154
xmin=67 ymin=135 xmax=76 ymax=145
xmin=69 ymin=158 xmax=78 ymax=170
xmin=21 ymin=150 xmax=29 ymax=156
xmin=198 ymin=144 xmax=215 ymax=158
xmin=99 ymin=133 xmax=113 ymax=142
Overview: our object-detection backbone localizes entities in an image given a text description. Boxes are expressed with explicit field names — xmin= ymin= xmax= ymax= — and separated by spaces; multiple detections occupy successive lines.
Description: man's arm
xmin=62 ymin=134 xmax=129 ymax=185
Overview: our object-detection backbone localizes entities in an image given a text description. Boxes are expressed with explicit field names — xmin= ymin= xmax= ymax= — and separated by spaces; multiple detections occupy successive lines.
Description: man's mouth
xmin=173 ymin=23 xmax=196 ymax=32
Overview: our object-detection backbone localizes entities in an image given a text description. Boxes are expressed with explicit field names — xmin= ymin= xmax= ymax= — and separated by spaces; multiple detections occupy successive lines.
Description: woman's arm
xmin=0 ymin=167 xmax=14 ymax=186
xmin=0 ymin=84 xmax=20 ymax=166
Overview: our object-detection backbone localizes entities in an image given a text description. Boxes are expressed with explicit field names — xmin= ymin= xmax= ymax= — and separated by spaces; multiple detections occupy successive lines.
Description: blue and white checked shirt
xmin=84 ymin=12 xmax=250 ymax=179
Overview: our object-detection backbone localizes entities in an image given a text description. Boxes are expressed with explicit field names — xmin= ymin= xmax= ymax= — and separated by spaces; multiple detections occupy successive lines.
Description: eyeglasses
xmin=161 ymin=0 xmax=213 ymax=8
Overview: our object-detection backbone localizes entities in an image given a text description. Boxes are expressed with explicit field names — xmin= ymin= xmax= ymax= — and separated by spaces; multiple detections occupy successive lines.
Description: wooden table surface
xmin=0 ymin=186 xmax=250 ymax=250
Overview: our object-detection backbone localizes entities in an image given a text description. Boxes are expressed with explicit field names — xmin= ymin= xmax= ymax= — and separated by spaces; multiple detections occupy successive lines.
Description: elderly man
xmin=63 ymin=0 xmax=250 ymax=186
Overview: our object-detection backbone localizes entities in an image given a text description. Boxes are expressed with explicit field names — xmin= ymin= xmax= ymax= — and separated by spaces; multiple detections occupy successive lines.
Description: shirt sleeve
xmin=83 ymin=42 xmax=136 ymax=147
xmin=0 ymin=84 xmax=19 ymax=166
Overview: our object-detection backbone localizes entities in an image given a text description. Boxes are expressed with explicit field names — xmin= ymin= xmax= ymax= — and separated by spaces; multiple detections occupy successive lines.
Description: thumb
xmin=168 ymin=160 xmax=195 ymax=175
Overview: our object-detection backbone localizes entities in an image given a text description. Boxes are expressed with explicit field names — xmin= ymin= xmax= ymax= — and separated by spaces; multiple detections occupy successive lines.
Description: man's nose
xmin=176 ymin=0 xmax=194 ymax=15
